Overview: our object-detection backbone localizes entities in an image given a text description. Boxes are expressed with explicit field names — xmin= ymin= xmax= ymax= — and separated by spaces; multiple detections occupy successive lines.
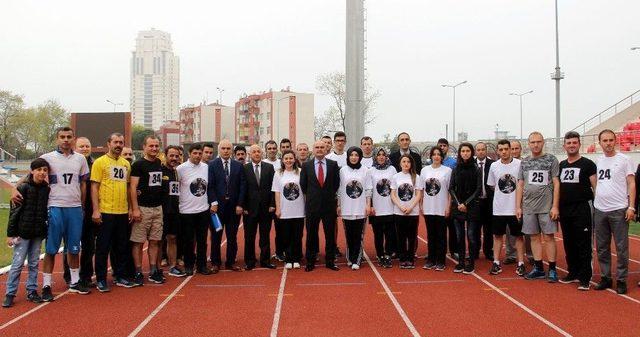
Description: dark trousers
xmin=477 ymin=198 xmax=493 ymax=259
xmin=344 ymin=218 xmax=366 ymax=265
xmin=211 ymin=207 xmax=240 ymax=267
xmin=244 ymin=209 xmax=273 ymax=266
xmin=274 ymin=216 xmax=286 ymax=257
xmin=559 ymin=202 xmax=593 ymax=283
xmin=180 ymin=211 xmax=209 ymax=270
xmin=446 ymin=208 xmax=457 ymax=255
xmin=425 ymin=215 xmax=447 ymax=265
xmin=95 ymin=214 xmax=129 ymax=282
xmin=395 ymin=215 xmax=418 ymax=263
xmin=280 ymin=217 xmax=305 ymax=263
xmin=371 ymin=215 xmax=395 ymax=258
xmin=305 ymin=213 xmax=337 ymax=264
xmin=454 ymin=215 xmax=479 ymax=263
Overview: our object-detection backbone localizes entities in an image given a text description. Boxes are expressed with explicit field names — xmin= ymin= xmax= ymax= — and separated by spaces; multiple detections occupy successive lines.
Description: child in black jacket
xmin=3 ymin=158 xmax=50 ymax=308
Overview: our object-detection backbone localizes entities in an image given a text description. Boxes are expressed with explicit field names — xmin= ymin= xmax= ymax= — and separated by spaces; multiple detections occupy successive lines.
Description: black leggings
xmin=370 ymin=215 xmax=395 ymax=258
xmin=343 ymin=219 xmax=366 ymax=265
xmin=280 ymin=217 xmax=305 ymax=263
xmin=395 ymin=215 xmax=419 ymax=263
xmin=425 ymin=215 xmax=447 ymax=265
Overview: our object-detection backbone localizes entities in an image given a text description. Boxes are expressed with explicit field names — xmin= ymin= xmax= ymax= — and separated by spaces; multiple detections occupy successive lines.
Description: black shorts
xmin=163 ymin=213 xmax=180 ymax=237
xmin=492 ymin=215 xmax=522 ymax=236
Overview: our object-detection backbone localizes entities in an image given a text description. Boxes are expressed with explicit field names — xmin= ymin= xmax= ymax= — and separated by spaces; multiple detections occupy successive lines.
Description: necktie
xmin=224 ymin=161 xmax=229 ymax=178
xmin=479 ymin=161 xmax=486 ymax=198
xmin=255 ymin=164 xmax=260 ymax=186
xmin=318 ymin=161 xmax=324 ymax=188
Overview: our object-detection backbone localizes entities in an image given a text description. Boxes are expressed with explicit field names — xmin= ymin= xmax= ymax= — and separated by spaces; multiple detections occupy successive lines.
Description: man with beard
xmin=162 ymin=145 xmax=186 ymax=277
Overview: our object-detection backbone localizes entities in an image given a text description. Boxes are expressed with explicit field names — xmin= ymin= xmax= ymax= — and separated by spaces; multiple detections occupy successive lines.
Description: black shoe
xmin=133 ymin=272 xmax=144 ymax=287
xmin=489 ymin=262 xmax=502 ymax=275
xmin=617 ymin=281 xmax=627 ymax=294
xmin=453 ymin=263 xmax=464 ymax=273
xmin=273 ymin=254 xmax=285 ymax=262
xmin=423 ymin=261 xmax=436 ymax=270
xmin=185 ymin=268 xmax=194 ymax=276
xmin=260 ymin=263 xmax=277 ymax=269
xmin=559 ymin=275 xmax=579 ymax=284
xmin=245 ymin=264 xmax=255 ymax=271
xmin=69 ymin=282 xmax=91 ymax=295
xmin=41 ymin=286 xmax=54 ymax=302
xmin=96 ymin=280 xmax=110 ymax=293
xmin=198 ymin=268 xmax=212 ymax=275
xmin=149 ymin=271 xmax=164 ymax=284
xmin=594 ymin=278 xmax=612 ymax=291
xmin=326 ymin=264 xmax=340 ymax=271
xmin=578 ymin=281 xmax=591 ymax=291
xmin=304 ymin=264 xmax=315 ymax=272
xmin=26 ymin=291 xmax=43 ymax=303
xmin=516 ymin=264 xmax=526 ymax=277
xmin=463 ymin=262 xmax=475 ymax=275
xmin=80 ymin=279 xmax=96 ymax=288
xmin=115 ymin=277 xmax=135 ymax=288
xmin=2 ymin=295 xmax=15 ymax=308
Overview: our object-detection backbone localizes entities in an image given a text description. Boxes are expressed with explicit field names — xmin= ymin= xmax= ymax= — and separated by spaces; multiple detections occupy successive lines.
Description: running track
xmin=0 ymin=218 xmax=638 ymax=337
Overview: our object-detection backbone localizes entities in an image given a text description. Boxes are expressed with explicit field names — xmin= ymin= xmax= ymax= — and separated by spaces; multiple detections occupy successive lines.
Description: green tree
xmin=15 ymin=100 xmax=69 ymax=155
xmin=0 ymin=91 xmax=25 ymax=150
xmin=132 ymin=124 xmax=155 ymax=150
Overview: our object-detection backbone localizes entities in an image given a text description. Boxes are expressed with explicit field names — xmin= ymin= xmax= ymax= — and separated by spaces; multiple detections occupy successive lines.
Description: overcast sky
xmin=2 ymin=0 xmax=640 ymax=142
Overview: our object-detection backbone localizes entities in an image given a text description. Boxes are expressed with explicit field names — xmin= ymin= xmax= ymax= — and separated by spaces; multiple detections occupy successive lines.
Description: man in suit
xmin=242 ymin=144 xmax=276 ymax=270
xmin=208 ymin=139 xmax=246 ymax=272
xmin=300 ymin=140 xmax=341 ymax=271
xmin=390 ymin=132 xmax=422 ymax=173
xmin=476 ymin=142 xmax=495 ymax=260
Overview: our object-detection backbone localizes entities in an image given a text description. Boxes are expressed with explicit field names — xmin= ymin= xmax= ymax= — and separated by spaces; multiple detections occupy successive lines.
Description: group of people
xmin=3 ymin=126 xmax=638 ymax=308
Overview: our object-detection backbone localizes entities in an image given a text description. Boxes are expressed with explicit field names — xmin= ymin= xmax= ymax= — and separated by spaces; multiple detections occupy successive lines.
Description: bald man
xmin=207 ymin=140 xmax=246 ymax=272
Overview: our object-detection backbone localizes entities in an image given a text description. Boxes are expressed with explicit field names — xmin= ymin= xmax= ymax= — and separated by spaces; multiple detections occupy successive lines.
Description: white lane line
xmin=296 ymin=282 xmax=366 ymax=286
xmin=555 ymin=236 xmax=640 ymax=265
xmin=269 ymin=268 xmax=288 ymax=337
xmin=417 ymin=236 xmax=572 ymax=337
xmin=195 ymin=284 xmax=265 ymax=288
xmin=628 ymin=234 xmax=640 ymax=242
xmin=0 ymin=290 xmax=69 ymax=331
xmin=396 ymin=279 xmax=465 ymax=284
xmin=363 ymin=251 xmax=421 ymax=337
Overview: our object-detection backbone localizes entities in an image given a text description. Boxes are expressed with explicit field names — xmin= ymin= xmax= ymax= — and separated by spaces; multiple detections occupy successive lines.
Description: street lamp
xmin=272 ymin=96 xmax=293 ymax=141
xmin=509 ymin=90 xmax=534 ymax=139
xmin=106 ymin=99 xmax=123 ymax=112
xmin=441 ymin=80 xmax=468 ymax=143
xmin=550 ymin=0 xmax=564 ymax=139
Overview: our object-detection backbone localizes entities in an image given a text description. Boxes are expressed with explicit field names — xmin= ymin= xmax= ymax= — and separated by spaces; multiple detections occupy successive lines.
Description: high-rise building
xmin=130 ymin=28 xmax=180 ymax=130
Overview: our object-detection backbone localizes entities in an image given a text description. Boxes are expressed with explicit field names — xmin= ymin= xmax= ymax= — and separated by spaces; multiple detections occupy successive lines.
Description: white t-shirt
xmin=272 ymin=169 xmax=305 ymax=219
xmin=339 ymin=166 xmax=372 ymax=220
xmin=176 ymin=160 xmax=209 ymax=214
xmin=594 ymin=153 xmax=635 ymax=212
xmin=326 ymin=151 xmax=347 ymax=168
xmin=487 ymin=158 xmax=521 ymax=216
xmin=41 ymin=151 xmax=90 ymax=207
xmin=420 ymin=165 xmax=452 ymax=216
xmin=361 ymin=156 xmax=374 ymax=169
xmin=263 ymin=158 xmax=281 ymax=170
xmin=391 ymin=172 xmax=424 ymax=216
xmin=370 ymin=166 xmax=397 ymax=216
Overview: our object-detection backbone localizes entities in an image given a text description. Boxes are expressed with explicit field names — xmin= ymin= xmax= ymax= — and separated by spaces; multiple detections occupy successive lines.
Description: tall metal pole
xmin=442 ymin=80 xmax=467 ymax=143
xmin=510 ymin=90 xmax=533 ymax=140
xmin=552 ymin=0 xmax=564 ymax=139
xmin=345 ymin=0 xmax=365 ymax=147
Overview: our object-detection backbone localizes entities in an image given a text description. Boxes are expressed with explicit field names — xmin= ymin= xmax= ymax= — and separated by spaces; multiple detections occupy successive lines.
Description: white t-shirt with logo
xmin=272 ymin=169 xmax=305 ymax=219
xmin=176 ymin=160 xmax=209 ymax=214
xmin=370 ymin=166 xmax=397 ymax=216
xmin=339 ymin=166 xmax=372 ymax=220
xmin=361 ymin=157 xmax=374 ymax=169
xmin=420 ymin=165 xmax=452 ymax=216
xmin=391 ymin=172 xmax=424 ymax=216
xmin=40 ymin=151 xmax=90 ymax=207
xmin=263 ymin=158 xmax=281 ymax=170
xmin=594 ymin=153 xmax=635 ymax=212
xmin=487 ymin=158 xmax=521 ymax=216
xmin=326 ymin=151 xmax=347 ymax=168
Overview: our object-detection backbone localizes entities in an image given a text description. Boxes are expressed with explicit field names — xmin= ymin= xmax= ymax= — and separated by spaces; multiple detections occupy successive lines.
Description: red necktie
xmin=318 ymin=161 xmax=324 ymax=188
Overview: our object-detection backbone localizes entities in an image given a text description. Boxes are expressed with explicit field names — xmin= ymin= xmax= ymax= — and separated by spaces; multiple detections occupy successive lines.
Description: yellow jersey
xmin=91 ymin=153 xmax=131 ymax=214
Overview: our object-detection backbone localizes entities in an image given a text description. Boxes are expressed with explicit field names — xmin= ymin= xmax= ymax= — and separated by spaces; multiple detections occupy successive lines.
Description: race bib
xmin=110 ymin=166 xmax=127 ymax=182
xmin=149 ymin=171 xmax=162 ymax=186
xmin=169 ymin=181 xmax=180 ymax=195
xmin=528 ymin=170 xmax=548 ymax=185
xmin=560 ymin=168 xmax=580 ymax=183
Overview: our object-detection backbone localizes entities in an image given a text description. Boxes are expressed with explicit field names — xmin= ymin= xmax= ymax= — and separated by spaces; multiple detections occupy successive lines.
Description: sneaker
xmin=382 ymin=258 xmax=393 ymax=268
xmin=547 ymin=269 xmax=559 ymax=283
xmin=435 ymin=263 xmax=446 ymax=271
xmin=406 ymin=262 xmax=415 ymax=269
xmin=41 ymin=286 xmax=54 ymax=302
xmin=399 ymin=261 xmax=408 ymax=269
xmin=285 ymin=263 xmax=293 ymax=270
xmin=503 ymin=257 xmax=517 ymax=265
xmin=96 ymin=280 xmax=111 ymax=293
xmin=559 ymin=275 xmax=579 ymax=284
xmin=515 ymin=264 xmax=526 ymax=277
xmin=351 ymin=264 xmax=360 ymax=270
xmin=617 ymin=281 xmax=627 ymax=294
xmin=149 ymin=271 xmax=164 ymax=284
xmin=273 ymin=254 xmax=285 ymax=262
xmin=293 ymin=262 xmax=301 ymax=269
xmin=158 ymin=269 xmax=166 ymax=281
xmin=524 ymin=268 xmax=546 ymax=280
xmin=594 ymin=278 xmax=612 ymax=291
xmin=453 ymin=263 xmax=464 ymax=273
xmin=578 ymin=281 xmax=590 ymax=291
xmin=489 ymin=262 xmax=502 ymax=275
xmin=2 ymin=295 xmax=15 ymax=308
xmin=169 ymin=267 xmax=187 ymax=278
xmin=184 ymin=268 xmax=194 ymax=276
xmin=423 ymin=261 xmax=436 ymax=270
xmin=115 ymin=277 xmax=135 ymax=288
xmin=69 ymin=282 xmax=91 ymax=295
xmin=133 ymin=273 xmax=144 ymax=287
xmin=80 ymin=279 xmax=96 ymax=288
xmin=463 ymin=262 xmax=475 ymax=275
xmin=26 ymin=291 xmax=43 ymax=303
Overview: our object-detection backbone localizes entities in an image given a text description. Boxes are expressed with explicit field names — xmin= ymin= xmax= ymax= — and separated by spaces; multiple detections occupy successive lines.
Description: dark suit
xmin=476 ymin=157 xmax=494 ymax=260
xmin=300 ymin=157 xmax=340 ymax=265
xmin=242 ymin=161 xmax=275 ymax=267
xmin=208 ymin=157 xmax=247 ymax=267
xmin=389 ymin=150 xmax=423 ymax=174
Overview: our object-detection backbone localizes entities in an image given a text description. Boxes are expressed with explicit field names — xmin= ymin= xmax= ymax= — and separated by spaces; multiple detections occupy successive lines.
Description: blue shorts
xmin=46 ymin=206 xmax=83 ymax=255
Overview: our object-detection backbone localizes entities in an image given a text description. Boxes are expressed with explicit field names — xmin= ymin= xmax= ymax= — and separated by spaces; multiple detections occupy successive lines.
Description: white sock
xmin=518 ymin=261 xmax=524 ymax=266
xmin=493 ymin=260 xmax=500 ymax=265
xmin=70 ymin=268 xmax=80 ymax=285
xmin=43 ymin=273 xmax=52 ymax=287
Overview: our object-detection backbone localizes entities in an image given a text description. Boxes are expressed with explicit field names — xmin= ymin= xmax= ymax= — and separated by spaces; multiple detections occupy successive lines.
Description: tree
xmin=0 ymin=91 xmax=24 ymax=150
xmin=132 ymin=124 xmax=155 ymax=150
xmin=314 ymin=71 xmax=381 ymax=137
xmin=15 ymin=100 xmax=69 ymax=155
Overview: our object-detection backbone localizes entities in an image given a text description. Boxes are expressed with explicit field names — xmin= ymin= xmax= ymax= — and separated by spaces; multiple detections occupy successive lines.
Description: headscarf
xmin=372 ymin=147 xmax=391 ymax=170
xmin=346 ymin=146 xmax=363 ymax=170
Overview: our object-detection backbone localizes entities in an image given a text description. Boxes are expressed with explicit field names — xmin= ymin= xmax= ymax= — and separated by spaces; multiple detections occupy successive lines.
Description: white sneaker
xmin=293 ymin=262 xmax=301 ymax=269
xmin=351 ymin=264 xmax=360 ymax=270
xmin=285 ymin=263 xmax=293 ymax=270
xmin=347 ymin=261 xmax=352 ymax=267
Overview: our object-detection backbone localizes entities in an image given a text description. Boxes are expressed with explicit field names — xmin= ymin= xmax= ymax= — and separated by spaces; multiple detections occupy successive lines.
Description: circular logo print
xmin=425 ymin=178 xmax=441 ymax=196
xmin=498 ymin=174 xmax=516 ymax=194
xmin=283 ymin=182 xmax=301 ymax=201
xmin=190 ymin=178 xmax=207 ymax=197
xmin=376 ymin=178 xmax=391 ymax=197
xmin=398 ymin=183 xmax=414 ymax=201
xmin=346 ymin=180 xmax=363 ymax=199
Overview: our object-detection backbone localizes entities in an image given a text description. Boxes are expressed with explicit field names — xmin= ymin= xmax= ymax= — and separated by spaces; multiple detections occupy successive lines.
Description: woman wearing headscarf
xmin=369 ymin=147 xmax=397 ymax=268
xmin=338 ymin=146 xmax=372 ymax=270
